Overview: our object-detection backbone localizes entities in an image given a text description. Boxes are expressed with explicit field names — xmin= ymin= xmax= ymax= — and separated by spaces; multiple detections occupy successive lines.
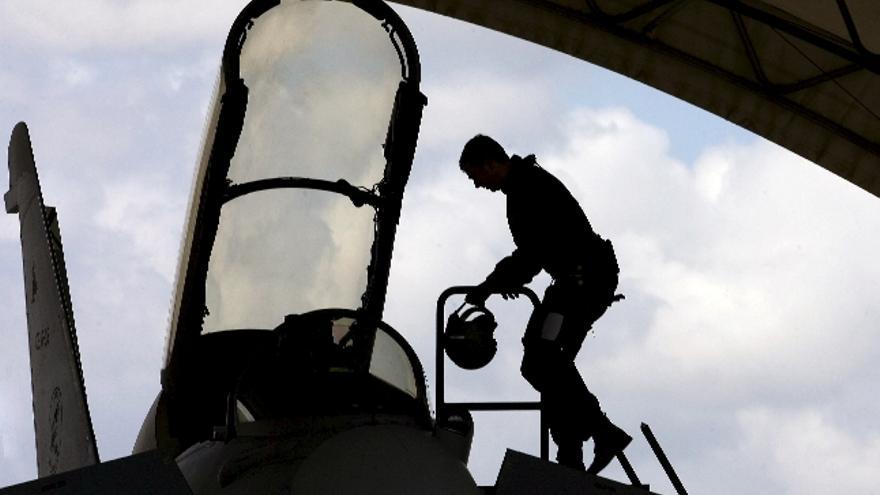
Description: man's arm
xmin=467 ymin=249 xmax=541 ymax=305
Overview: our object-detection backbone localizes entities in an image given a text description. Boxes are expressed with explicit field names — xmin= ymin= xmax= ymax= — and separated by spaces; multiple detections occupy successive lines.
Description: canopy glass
xmin=202 ymin=0 xmax=402 ymax=333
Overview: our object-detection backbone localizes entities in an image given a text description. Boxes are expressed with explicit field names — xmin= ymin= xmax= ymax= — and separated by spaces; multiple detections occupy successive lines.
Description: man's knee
xmin=520 ymin=340 xmax=564 ymax=391
xmin=520 ymin=356 xmax=545 ymax=390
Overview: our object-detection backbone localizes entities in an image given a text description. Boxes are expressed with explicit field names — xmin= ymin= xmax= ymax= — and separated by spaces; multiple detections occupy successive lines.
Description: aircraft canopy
xmin=164 ymin=0 xmax=425 ymax=366
xmin=202 ymin=1 xmax=400 ymax=333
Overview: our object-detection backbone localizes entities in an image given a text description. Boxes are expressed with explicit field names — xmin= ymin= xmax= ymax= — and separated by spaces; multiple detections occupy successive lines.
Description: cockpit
xmin=192 ymin=309 xmax=429 ymax=432
xmin=238 ymin=310 xmax=424 ymax=418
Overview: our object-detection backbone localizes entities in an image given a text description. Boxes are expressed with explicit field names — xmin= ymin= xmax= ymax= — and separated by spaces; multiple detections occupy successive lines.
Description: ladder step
xmin=495 ymin=449 xmax=660 ymax=494
xmin=618 ymin=451 xmax=651 ymax=491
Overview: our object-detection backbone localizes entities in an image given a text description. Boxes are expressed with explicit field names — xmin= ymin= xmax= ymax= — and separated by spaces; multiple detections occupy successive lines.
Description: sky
xmin=1 ymin=1 xmax=879 ymax=494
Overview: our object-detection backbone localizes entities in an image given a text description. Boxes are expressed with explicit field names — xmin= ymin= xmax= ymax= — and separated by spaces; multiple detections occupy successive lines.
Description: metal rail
xmin=642 ymin=423 xmax=688 ymax=495
xmin=435 ymin=286 xmax=549 ymax=460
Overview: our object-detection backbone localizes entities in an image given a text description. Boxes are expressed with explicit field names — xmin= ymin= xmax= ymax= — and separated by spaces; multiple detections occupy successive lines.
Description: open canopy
xmin=393 ymin=0 xmax=880 ymax=197
xmin=164 ymin=0 xmax=425 ymax=366
xmin=201 ymin=1 xmax=401 ymax=333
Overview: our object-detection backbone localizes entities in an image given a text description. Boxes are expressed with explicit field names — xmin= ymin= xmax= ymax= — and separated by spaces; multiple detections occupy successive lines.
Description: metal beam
xmin=704 ymin=0 xmax=880 ymax=74
xmin=519 ymin=0 xmax=880 ymax=156
xmin=732 ymin=11 xmax=770 ymax=87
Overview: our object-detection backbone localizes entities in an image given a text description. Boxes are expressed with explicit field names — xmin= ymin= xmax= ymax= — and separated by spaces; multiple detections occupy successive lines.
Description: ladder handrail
xmin=642 ymin=423 xmax=688 ymax=495
xmin=435 ymin=286 xmax=548 ymax=460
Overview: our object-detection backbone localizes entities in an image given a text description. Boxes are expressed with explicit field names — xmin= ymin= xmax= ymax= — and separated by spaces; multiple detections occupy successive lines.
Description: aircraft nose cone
xmin=290 ymin=425 xmax=479 ymax=495
xmin=176 ymin=423 xmax=479 ymax=495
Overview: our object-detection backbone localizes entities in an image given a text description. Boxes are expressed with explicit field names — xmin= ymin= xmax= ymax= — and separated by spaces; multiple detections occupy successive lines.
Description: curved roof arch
xmin=393 ymin=0 xmax=880 ymax=197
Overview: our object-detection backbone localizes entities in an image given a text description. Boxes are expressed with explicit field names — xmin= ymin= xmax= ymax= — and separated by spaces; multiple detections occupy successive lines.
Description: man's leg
xmin=522 ymin=285 xmax=631 ymax=473
xmin=521 ymin=339 xmax=596 ymax=469
xmin=558 ymin=297 xmax=632 ymax=476
xmin=521 ymin=291 xmax=606 ymax=470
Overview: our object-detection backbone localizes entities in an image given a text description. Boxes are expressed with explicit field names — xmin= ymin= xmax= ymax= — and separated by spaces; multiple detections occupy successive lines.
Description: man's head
xmin=459 ymin=134 xmax=510 ymax=192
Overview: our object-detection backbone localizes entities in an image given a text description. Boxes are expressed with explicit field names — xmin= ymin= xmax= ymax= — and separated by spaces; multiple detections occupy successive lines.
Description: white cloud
xmin=51 ymin=59 xmax=95 ymax=87
xmin=0 ymin=0 xmax=244 ymax=52
xmin=0 ymin=410 xmax=35 ymax=486
xmin=418 ymin=72 xmax=555 ymax=153
xmin=694 ymin=149 xmax=731 ymax=202
xmin=93 ymin=177 xmax=185 ymax=281
xmin=0 ymin=217 xmax=18 ymax=241
xmin=0 ymin=71 xmax=28 ymax=106
xmin=163 ymin=55 xmax=218 ymax=93
xmin=0 ymin=281 xmax=37 ymax=486
xmin=733 ymin=408 xmax=880 ymax=495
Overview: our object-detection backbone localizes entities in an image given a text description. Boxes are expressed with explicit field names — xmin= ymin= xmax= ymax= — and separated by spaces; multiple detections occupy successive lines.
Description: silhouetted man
xmin=459 ymin=134 xmax=630 ymax=473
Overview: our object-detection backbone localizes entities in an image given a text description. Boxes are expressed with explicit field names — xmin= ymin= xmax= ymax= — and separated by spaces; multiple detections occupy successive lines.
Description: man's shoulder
xmin=524 ymin=163 xmax=571 ymax=197
xmin=510 ymin=156 xmax=554 ymax=183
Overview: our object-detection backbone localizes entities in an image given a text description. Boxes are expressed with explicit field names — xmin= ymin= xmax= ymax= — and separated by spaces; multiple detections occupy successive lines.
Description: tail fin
xmin=5 ymin=122 xmax=99 ymax=477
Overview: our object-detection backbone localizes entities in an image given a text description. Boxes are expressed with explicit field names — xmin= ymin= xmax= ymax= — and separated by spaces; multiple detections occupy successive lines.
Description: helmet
xmin=444 ymin=305 xmax=498 ymax=370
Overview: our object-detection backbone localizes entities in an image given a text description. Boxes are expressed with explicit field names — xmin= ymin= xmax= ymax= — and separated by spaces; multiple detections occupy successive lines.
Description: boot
xmin=586 ymin=419 xmax=631 ymax=475
xmin=555 ymin=440 xmax=585 ymax=471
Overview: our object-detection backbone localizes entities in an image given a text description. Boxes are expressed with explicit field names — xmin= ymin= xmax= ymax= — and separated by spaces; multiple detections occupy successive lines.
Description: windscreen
xmin=370 ymin=329 xmax=419 ymax=398
xmin=331 ymin=316 xmax=419 ymax=399
xmin=233 ymin=313 xmax=423 ymax=421
xmin=202 ymin=0 xmax=402 ymax=333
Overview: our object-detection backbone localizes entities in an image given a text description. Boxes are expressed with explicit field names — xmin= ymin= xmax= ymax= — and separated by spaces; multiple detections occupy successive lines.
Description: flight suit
xmin=473 ymin=154 xmax=621 ymax=467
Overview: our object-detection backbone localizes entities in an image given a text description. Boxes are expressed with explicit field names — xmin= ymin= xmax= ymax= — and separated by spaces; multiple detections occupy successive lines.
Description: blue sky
xmin=2 ymin=2 xmax=879 ymax=493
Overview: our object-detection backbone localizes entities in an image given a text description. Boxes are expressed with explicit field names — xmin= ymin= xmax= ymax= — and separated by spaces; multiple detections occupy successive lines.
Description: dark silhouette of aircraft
xmin=2 ymin=0 xmax=481 ymax=493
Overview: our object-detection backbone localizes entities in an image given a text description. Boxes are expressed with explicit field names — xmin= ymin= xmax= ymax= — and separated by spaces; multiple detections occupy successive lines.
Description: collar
xmin=502 ymin=154 xmax=537 ymax=193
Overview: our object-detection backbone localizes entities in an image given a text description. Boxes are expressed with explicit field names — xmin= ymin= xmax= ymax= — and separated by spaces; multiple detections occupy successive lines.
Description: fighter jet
xmin=8 ymin=0 xmax=871 ymax=493
xmin=2 ymin=0 xmax=488 ymax=493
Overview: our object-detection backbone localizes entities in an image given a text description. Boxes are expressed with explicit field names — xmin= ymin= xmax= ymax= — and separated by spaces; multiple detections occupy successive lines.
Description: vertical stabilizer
xmin=5 ymin=122 xmax=99 ymax=477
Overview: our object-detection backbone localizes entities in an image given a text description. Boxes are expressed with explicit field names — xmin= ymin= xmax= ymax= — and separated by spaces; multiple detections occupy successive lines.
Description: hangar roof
xmin=393 ymin=0 xmax=880 ymax=197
